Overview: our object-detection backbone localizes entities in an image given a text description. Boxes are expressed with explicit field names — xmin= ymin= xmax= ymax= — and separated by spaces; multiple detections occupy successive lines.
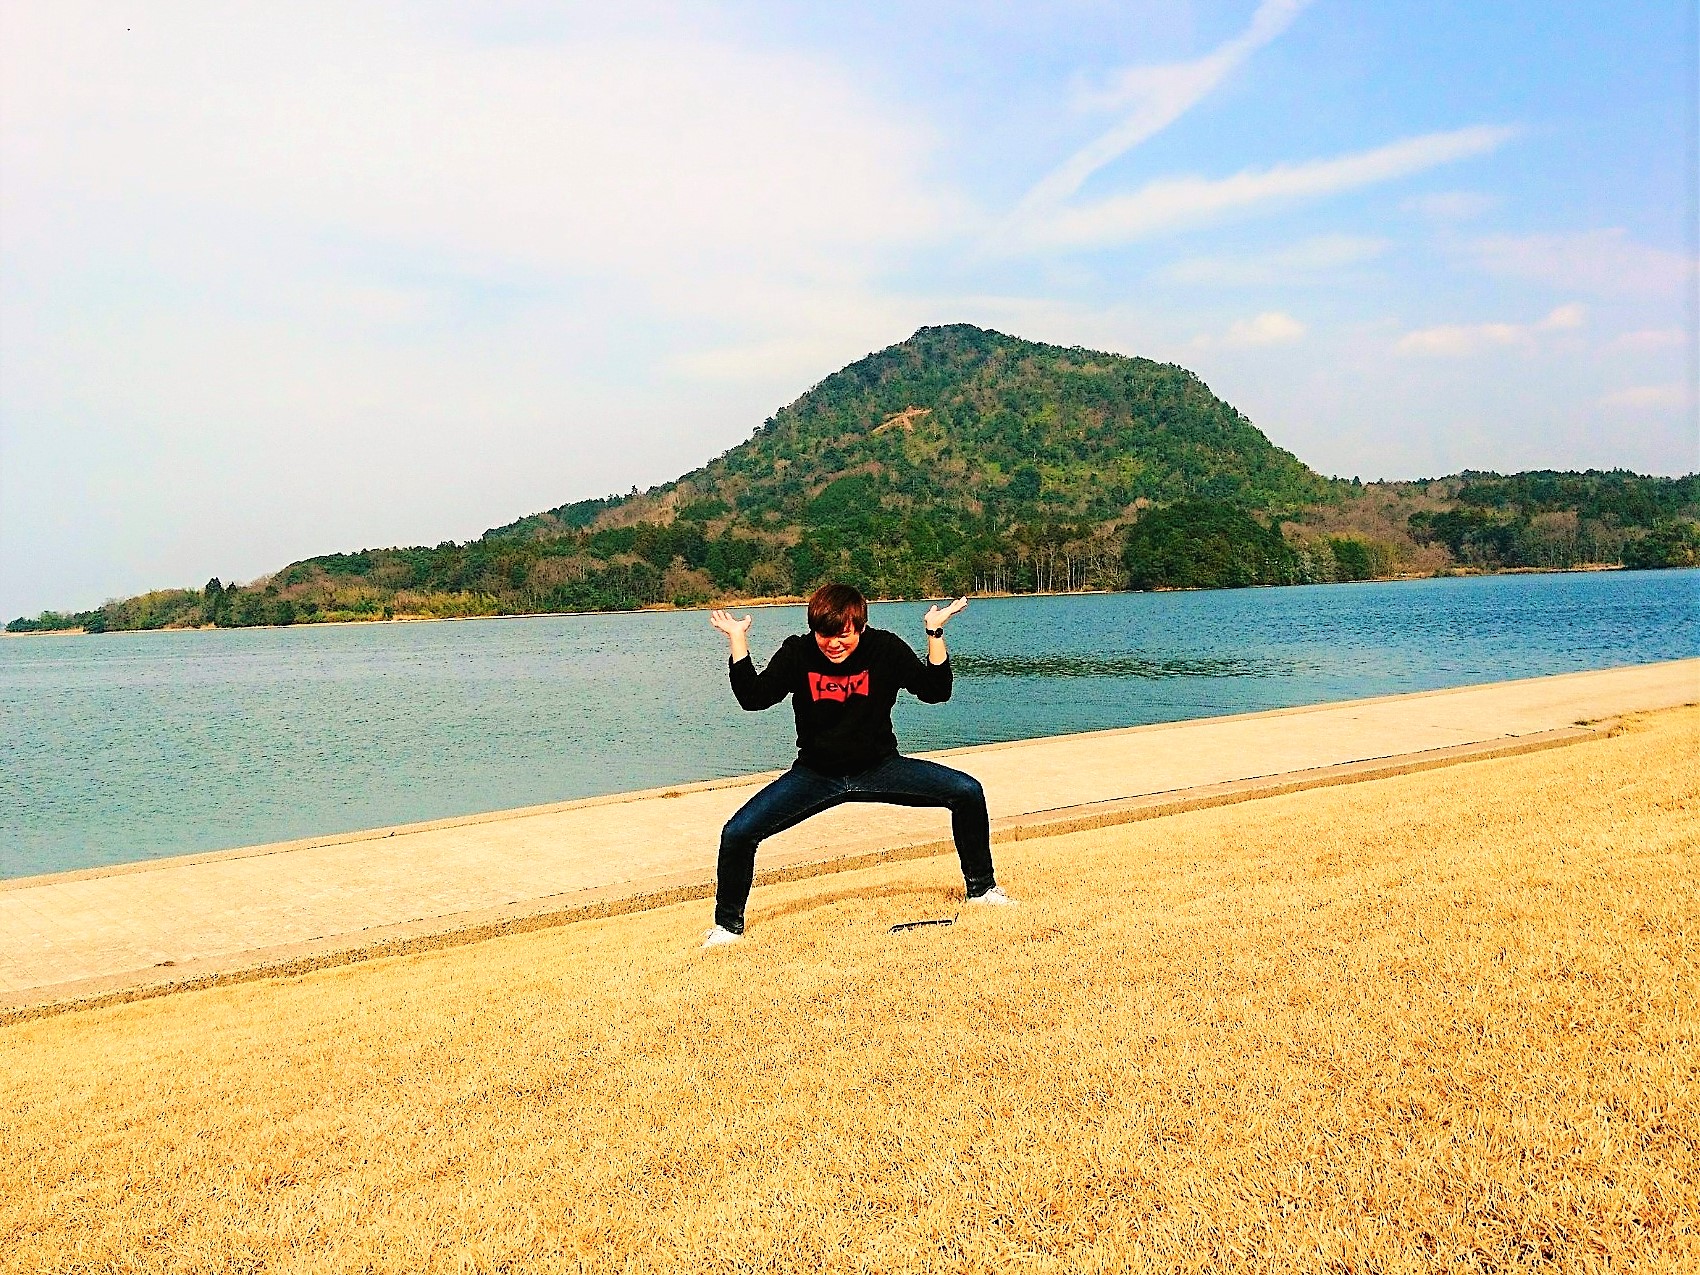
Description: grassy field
xmin=3 ymin=709 xmax=1696 ymax=1273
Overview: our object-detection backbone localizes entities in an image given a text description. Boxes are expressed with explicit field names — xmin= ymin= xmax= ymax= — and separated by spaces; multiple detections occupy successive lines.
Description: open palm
xmin=923 ymin=597 xmax=969 ymax=630
xmin=710 ymin=609 xmax=752 ymax=638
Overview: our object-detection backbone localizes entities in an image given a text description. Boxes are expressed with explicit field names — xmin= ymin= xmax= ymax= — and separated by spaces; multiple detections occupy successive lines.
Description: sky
xmin=1 ymin=0 xmax=1695 ymax=618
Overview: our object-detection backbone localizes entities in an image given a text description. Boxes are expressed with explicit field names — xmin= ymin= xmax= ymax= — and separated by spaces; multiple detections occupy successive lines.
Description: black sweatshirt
xmin=729 ymin=627 xmax=952 ymax=776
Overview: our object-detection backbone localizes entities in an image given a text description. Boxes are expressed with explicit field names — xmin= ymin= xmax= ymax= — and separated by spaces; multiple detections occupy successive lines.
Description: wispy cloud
xmin=1606 ymin=327 xmax=1686 ymax=353
xmin=1224 ymin=311 xmax=1307 ymax=346
xmin=1162 ymin=234 xmax=1389 ymax=286
xmin=1396 ymin=302 xmax=1586 ymax=357
xmin=1539 ymin=303 xmax=1588 ymax=331
xmin=1468 ymin=229 xmax=1691 ymax=297
xmin=1396 ymin=323 xmax=1528 ymax=356
xmin=1024 ymin=126 xmax=1517 ymax=249
xmin=1598 ymin=383 xmax=1684 ymax=410
xmin=1019 ymin=0 xmax=1314 ymax=215
xmin=997 ymin=0 xmax=1515 ymax=255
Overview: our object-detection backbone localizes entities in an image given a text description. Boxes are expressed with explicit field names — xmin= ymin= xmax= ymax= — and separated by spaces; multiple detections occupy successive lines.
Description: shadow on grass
xmin=753 ymin=881 xmax=961 ymax=926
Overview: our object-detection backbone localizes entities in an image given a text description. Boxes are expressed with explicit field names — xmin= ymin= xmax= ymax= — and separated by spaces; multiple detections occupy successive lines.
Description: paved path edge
xmin=1 ymin=659 xmax=1656 ymax=895
xmin=0 ymin=718 xmax=1621 ymax=1026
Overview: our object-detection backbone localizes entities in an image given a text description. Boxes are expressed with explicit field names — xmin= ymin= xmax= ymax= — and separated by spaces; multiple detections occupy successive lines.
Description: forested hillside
xmin=11 ymin=326 xmax=1698 ymax=633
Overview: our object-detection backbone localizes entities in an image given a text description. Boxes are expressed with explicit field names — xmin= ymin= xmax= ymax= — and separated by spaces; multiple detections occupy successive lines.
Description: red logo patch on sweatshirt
xmin=808 ymin=669 xmax=870 ymax=702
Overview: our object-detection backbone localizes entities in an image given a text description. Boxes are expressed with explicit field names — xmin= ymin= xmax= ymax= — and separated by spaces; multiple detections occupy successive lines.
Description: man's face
xmin=814 ymin=622 xmax=862 ymax=664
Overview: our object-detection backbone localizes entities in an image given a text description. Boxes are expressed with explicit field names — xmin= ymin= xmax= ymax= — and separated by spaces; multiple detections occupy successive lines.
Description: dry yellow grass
xmin=3 ymin=709 xmax=1697 ymax=1273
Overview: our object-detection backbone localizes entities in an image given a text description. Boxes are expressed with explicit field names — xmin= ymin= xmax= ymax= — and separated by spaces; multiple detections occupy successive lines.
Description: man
xmin=703 ymin=582 xmax=1016 ymax=948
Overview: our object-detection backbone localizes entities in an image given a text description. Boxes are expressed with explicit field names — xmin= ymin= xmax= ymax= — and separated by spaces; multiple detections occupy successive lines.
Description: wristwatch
xmin=925 ymin=626 xmax=945 ymax=638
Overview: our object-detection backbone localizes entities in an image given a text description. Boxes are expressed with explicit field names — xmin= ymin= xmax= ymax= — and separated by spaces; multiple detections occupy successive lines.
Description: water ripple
xmin=953 ymin=653 xmax=1290 ymax=679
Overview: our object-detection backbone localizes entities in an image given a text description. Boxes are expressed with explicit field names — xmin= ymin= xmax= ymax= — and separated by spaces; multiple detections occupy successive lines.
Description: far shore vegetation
xmin=12 ymin=325 xmax=1697 ymax=634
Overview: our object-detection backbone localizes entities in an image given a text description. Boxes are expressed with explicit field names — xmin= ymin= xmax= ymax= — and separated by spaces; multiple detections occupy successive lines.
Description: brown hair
xmin=807 ymin=583 xmax=868 ymax=636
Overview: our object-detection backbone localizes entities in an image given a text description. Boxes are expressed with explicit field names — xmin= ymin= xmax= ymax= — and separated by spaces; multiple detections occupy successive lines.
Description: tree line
xmin=12 ymin=484 xmax=1694 ymax=633
xmin=9 ymin=327 xmax=1696 ymax=632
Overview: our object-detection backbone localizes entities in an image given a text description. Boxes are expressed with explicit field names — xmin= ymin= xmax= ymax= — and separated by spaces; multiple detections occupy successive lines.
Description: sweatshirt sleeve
xmin=729 ymin=641 xmax=797 ymax=711
xmin=894 ymin=633 xmax=953 ymax=704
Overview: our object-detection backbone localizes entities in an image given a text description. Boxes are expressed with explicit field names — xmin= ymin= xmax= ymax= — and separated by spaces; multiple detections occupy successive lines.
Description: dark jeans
xmin=714 ymin=754 xmax=996 ymax=933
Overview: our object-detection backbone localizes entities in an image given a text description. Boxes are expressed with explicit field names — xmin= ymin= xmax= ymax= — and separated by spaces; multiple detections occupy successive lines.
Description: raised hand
xmin=923 ymin=596 xmax=969 ymax=631
xmin=709 ymin=609 xmax=753 ymax=639
xmin=710 ymin=608 xmax=754 ymax=662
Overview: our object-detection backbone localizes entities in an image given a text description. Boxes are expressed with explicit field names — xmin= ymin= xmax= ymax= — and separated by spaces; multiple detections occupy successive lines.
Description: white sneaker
xmin=702 ymin=924 xmax=743 ymax=949
xmin=967 ymin=885 xmax=1019 ymax=907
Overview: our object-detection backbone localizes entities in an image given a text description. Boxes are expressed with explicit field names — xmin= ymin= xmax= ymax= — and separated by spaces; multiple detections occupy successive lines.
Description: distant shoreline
xmin=2 ymin=563 xmax=1641 ymax=638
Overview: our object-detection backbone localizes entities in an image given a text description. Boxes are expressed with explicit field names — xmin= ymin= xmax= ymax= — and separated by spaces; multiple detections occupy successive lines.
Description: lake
xmin=3 ymin=568 xmax=1695 ymax=879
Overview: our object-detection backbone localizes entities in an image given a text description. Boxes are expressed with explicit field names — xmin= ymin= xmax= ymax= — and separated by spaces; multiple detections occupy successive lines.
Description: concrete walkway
xmin=4 ymin=659 xmax=1696 ymax=1018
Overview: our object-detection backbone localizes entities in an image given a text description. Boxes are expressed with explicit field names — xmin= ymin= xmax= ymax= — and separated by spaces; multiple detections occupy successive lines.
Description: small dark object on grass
xmin=889 ymin=917 xmax=956 ymax=933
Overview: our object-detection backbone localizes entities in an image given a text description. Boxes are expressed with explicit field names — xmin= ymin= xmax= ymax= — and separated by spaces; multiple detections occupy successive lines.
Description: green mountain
xmin=11 ymin=325 xmax=1698 ymax=632
xmin=483 ymin=323 xmax=1330 ymax=594
xmin=499 ymin=323 xmax=1327 ymax=531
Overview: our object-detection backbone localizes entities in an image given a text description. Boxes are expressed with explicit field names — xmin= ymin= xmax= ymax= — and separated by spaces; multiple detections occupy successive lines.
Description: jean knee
xmin=947 ymin=771 xmax=985 ymax=807
xmin=721 ymin=811 xmax=760 ymax=853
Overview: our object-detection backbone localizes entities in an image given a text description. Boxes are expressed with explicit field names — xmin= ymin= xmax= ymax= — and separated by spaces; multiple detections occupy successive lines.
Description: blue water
xmin=2 ymin=570 xmax=1695 ymax=879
